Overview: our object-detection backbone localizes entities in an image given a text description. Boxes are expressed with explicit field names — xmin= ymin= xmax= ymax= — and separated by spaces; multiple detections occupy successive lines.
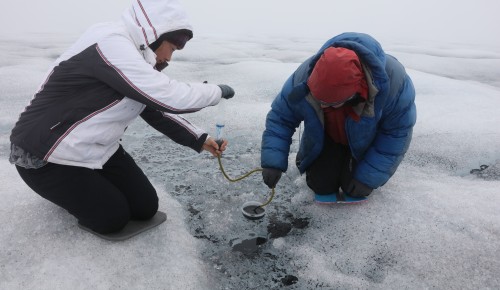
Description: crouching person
xmin=9 ymin=0 xmax=235 ymax=238
xmin=261 ymin=32 xmax=416 ymax=203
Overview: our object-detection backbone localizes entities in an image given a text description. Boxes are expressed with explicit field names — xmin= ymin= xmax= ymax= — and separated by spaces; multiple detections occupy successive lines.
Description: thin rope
xmin=216 ymin=155 xmax=275 ymax=209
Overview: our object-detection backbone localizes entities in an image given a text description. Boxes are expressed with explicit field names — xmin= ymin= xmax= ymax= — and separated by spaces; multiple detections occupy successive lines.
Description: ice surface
xmin=1 ymin=30 xmax=500 ymax=289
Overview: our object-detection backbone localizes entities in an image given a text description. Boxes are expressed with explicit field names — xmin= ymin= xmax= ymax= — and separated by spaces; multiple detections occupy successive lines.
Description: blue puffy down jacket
xmin=261 ymin=32 xmax=416 ymax=189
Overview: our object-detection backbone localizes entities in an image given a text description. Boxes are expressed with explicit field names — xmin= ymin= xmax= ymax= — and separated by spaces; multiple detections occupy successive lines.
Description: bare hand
xmin=202 ymin=137 xmax=228 ymax=157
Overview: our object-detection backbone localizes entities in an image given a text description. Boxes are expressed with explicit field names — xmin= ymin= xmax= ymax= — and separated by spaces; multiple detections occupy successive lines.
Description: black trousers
xmin=306 ymin=135 xmax=355 ymax=194
xmin=16 ymin=145 xmax=158 ymax=234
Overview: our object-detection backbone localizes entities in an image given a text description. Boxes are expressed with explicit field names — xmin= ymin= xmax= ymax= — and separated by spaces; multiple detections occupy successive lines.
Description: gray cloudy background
xmin=1 ymin=0 xmax=499 ymax=47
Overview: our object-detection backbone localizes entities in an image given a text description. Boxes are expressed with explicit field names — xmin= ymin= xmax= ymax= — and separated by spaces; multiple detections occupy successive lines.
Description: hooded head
xmin=148 ymin=29 xmax=193 ymax=51
xmin=122 ymin=0 xmax=193 ymax=51
xmin=307 ymin=47 xmax=368 ymax=105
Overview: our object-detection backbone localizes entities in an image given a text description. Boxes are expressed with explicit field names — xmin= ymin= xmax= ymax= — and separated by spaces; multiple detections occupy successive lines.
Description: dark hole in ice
xmin=267 ymin=221 xmax=292 ymax=239
xmin=231 ymin=237 xmax=268 ymax=255
xmin=281 ymin=275 xmax=298 ymax=286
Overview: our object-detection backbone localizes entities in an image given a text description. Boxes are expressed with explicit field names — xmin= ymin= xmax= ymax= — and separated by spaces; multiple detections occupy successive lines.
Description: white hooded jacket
xmin=10 ymin=0 xmax=222 ymax=169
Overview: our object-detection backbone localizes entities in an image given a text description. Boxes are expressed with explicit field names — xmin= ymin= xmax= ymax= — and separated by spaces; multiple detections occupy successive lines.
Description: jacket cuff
xmin=194 ymin=133 xmax=208 ymax=153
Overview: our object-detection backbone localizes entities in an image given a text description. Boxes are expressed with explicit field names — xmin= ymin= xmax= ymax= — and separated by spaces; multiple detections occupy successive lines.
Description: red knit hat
xmin=307 ymin=47 xmax=367 ymax=104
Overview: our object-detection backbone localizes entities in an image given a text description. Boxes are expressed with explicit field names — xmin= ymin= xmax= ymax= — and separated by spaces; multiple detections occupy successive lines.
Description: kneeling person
xmin=261 ymin=32 xmax=416 ymax=202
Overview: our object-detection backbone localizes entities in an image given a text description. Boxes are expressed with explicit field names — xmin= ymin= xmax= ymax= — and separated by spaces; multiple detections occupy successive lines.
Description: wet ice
xmin=1 ymin=26 xmax=500 ymax=290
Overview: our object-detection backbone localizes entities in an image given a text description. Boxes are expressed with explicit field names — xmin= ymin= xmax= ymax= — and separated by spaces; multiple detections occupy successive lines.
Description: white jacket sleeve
xmin=93 ymin=34 xmax=221 ymax=114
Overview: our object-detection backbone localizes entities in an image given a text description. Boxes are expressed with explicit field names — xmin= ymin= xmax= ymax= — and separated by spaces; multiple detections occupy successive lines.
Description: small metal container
xmin=241 ymin=201 xmax=265 ymax=220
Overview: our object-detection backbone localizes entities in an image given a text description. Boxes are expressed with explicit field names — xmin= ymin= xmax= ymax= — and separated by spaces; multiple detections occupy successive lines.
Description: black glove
xmin=346 ymin=179 xmax=373 ymax=197
xmin=218 ymin=84 xmax=235 ymax=99
xmin=262 ymin=168 xmax=282 ymax=189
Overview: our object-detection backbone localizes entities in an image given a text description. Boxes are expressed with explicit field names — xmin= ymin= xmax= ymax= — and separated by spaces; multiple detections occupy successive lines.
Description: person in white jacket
xmin=9 ymin=0 xmax=235 ymax=235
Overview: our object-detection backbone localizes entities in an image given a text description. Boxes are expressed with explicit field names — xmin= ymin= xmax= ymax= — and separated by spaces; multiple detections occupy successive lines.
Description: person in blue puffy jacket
xmin=260 ymin=32 xmax=416 ymax=202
